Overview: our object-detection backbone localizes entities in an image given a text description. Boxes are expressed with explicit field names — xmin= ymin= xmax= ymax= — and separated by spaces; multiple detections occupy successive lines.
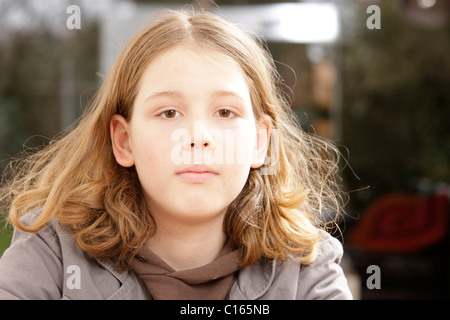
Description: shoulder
xmin=274 ymin=230 xmax=352 ymax=300
xmin=314 ymin=229 xmax=345 ymax=267
xmin=231 ymin=230 xmax=353 ymax=300
xmin=9 ymin=208 xmax=72 ymax=258
xmin=8 ymin=208 xmax=63 ymax=261
xmin=295 ymin=230 xmax=353 ymax=299
xmin=0 ymin=209 xmax=150 ymax=300
xmin=0 ymin=209 xmax=65 ymax=299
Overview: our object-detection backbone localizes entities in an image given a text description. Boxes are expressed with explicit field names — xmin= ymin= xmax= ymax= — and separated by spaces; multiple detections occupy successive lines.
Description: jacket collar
xmin=95 ymin=257 xmax=129 ymax=284
xmin=96 ymin=256 xmax=280 ymax=300
xmin=228 ymin=260 xmax=277 ymax=300
xmin=95 ymin=257 xmax=153 ymax=300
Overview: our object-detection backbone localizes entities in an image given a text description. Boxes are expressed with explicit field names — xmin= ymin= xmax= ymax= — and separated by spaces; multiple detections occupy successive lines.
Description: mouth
xmin=176 ymin=165 xmax=219 ymax=184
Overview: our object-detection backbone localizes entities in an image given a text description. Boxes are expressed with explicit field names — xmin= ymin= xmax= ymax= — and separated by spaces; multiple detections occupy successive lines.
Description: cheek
xmin=222 ymin=162 xmax=252 ymax=204
xmin=131 ymin=128 xmax=174 ymax=170
xmin=220 ymin=127 xmax=255 ymax=187
xmin=223 ymin=127 xmax=256 ymax=165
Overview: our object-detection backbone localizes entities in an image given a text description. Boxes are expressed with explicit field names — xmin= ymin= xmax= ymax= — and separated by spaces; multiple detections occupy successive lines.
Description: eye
xmin=216 ymin=109 xmax=236 ymax=119
xmin=159 ymin=109 xmax=180 ymax=119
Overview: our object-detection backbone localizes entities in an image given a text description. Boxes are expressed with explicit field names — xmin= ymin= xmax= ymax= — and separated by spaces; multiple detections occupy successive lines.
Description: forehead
xmin=136 ymin=45 xmax=251 ymax=96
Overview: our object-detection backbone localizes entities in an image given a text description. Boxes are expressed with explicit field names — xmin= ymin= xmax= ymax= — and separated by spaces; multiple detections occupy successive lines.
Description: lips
xmin=176 ymin=165 xmax=219 ymax=183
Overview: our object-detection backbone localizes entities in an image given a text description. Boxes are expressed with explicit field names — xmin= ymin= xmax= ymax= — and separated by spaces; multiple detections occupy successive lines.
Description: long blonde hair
xmin=0 ymin=9 xmax=344 ymax=270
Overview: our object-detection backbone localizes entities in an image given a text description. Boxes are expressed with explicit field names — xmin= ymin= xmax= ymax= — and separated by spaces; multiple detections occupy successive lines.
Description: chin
xmin=174 ymin=201 xmax=228 ymax=222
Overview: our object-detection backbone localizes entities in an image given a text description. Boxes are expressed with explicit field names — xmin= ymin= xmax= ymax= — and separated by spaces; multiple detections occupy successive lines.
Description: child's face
xmin=111 ymin=45 xmax=268 ymax=227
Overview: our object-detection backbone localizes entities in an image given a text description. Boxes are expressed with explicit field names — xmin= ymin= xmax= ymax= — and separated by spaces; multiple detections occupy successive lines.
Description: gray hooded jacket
xmin=0 ymin=209 xmax=352 ymax=300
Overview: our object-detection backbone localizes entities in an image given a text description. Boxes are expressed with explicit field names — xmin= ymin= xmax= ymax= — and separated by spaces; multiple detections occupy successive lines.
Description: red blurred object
xmin=348 ymin=193 xmax=449 ymax=252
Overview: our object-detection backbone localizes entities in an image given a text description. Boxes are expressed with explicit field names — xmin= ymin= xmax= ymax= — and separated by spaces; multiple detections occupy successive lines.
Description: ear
xmin=110 ymin=114 xmax=134 ymax=167
xmin=251 ymin=115 xmax=272 ymax=169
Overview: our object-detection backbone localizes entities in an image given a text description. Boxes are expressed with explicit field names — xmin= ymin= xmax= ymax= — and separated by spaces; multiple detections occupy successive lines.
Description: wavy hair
xmin=0 ymin=9 xmax=345 ymax=270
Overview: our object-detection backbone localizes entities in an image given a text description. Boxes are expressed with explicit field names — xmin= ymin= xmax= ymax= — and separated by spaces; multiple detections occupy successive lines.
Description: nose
xmin=186 ymin=120 xmax=216 ymax=150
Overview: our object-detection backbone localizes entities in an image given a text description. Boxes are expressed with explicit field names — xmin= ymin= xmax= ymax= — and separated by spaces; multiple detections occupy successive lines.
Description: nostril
xmin=191 ymin=142 xmax=210 ymax=147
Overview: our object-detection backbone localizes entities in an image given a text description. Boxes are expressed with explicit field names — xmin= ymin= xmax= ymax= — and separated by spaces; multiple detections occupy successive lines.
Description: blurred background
xmin=0 ymin=0 xmax=449 ymax=299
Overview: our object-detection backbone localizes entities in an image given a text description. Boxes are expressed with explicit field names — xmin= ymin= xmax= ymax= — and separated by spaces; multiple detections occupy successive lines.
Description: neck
xmin=145 ymin=215 xmax=227 ymax=271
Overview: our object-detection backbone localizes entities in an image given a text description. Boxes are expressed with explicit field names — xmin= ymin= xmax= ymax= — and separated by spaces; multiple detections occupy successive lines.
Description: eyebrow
xmin=211 ymin=90 xmax=246 ymax=100
xmin=143 ymin=91 xmax=183 ymax=104
xmin=143 ymin=90 xmax=246 ymax=104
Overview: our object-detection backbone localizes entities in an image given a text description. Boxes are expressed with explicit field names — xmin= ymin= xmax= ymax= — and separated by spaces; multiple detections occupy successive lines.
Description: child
xmin=0 ymin=9 xmax=352 ymax=300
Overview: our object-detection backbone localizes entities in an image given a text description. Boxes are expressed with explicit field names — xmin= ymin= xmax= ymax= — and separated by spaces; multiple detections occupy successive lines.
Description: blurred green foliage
xmin=0 ymin=220 xmax=13 ymax=256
